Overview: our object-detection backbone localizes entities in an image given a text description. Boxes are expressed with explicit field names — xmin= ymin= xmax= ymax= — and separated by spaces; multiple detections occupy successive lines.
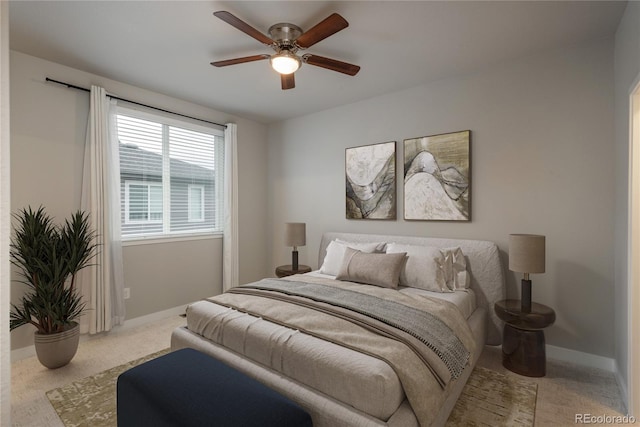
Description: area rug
xmin=47 ymin=354 xmax=536 ymax=427
xmin=447 ymin=366 xmax=537 ymax=426
xmin=46 ymin=349 xmax=170 ymax=427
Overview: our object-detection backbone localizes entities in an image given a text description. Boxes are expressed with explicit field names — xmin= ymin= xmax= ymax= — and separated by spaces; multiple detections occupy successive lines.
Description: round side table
xmin=275 ymin=264 xmax=312 ymax=278
xmin=494 ymin=299 xmax=556 ymax=377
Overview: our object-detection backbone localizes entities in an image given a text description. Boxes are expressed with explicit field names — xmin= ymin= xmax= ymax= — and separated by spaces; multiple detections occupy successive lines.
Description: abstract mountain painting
xmin=404 ymin=131 xmax=470 ymax=221
xmin=346 ymin=141 xmax=396 ymax=219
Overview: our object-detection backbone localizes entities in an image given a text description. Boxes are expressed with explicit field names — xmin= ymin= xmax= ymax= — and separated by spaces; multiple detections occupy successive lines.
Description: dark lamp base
xmin=292 ymin=250 xmax=299 ymax=271
xmin=521 ymin=279 xmax=532 ymax=313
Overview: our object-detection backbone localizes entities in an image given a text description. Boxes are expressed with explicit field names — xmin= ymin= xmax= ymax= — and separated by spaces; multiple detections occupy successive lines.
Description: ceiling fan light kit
xmin=211 ymin=11 xmax=360 ymax=90
xmin=270 ymin=50 xmax=301 ymax=75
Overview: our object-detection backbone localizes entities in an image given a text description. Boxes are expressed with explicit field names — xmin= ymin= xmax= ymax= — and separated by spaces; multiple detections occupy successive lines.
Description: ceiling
xmin=9 ymin=1 xmax=626 ymax=124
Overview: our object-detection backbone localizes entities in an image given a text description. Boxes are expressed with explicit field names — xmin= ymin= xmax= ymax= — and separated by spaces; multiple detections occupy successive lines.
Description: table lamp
xmin=509 ymin=234 xmax=545 ymax=313
xmin=285 ymin=223 xmax=306 ymax=270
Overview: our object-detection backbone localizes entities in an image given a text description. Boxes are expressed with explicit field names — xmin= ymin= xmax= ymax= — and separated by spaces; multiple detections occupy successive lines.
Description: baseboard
xmin=546 ymin=344 xmax=616 ymax=372
xmin=115 ymin=304 xmax=187 ymax=332
xmin=10 ymin=304 xmax=187 ymax=363
xmin=614 ymin=359 xmax=630 ymax=414
xmin=10 ymin=343 xmax=37 ymax=362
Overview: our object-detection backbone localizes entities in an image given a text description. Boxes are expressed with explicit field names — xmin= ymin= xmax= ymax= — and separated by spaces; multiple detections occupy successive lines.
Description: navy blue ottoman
xmin=117 ymin=348 xmax=312 ymax=427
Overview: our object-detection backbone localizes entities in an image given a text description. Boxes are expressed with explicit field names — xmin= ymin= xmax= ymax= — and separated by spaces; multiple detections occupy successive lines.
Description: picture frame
xmin=345 ymin=141 xmax=396 ymax=220
xmin=403 ymin=130 xmax=471 ymax=221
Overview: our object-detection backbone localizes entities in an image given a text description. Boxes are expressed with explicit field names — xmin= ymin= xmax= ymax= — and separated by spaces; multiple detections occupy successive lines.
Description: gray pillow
xmin=336 ymin=247 xmax=407 ymax=289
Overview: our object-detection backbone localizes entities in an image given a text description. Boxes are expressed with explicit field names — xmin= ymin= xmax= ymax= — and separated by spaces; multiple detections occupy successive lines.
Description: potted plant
xmin=10 ymin=206 xmax=97 ymax=369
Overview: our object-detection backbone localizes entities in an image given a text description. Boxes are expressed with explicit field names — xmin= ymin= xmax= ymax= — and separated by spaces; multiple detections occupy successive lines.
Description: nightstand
xmin=495 ymin=299 xmax=556 ymax=377
xmin=275 ymin=264 xmax=312 ymax=278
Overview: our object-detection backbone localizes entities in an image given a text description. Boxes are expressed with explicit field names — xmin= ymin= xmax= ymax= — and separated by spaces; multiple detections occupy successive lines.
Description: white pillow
xmin=385 ymin=243 xmax=451 ymax=292
xmin=335 ymin=238 xmax=386 ymax=251
xmin=319 ymin=239 xmax=385 ymax=276
xmin=443 ymin=247 xmax=470 ymax=290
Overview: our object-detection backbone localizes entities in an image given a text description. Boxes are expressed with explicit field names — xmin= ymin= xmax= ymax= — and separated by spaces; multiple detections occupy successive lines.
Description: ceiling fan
xmin=211 ymin=11 xmax=361 ymax=90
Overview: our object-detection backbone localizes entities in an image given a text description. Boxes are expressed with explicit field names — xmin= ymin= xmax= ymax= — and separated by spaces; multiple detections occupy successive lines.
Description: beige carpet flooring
xmin=11 ymin=315 xmax=629 ymax=427
xmin=477 ymin=346 xmax=629 ymax=426
xmin=11 ymin=316 xmax=185 ymax=427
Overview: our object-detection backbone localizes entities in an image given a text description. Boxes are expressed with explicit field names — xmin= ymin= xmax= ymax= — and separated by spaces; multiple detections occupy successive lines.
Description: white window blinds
xmin=116 ymin=109 xmax=224 ymax=240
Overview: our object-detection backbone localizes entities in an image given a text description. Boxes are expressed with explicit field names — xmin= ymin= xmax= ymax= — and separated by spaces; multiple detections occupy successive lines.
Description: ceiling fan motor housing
xmin=268 ymin=23 xmax=303 ymax=47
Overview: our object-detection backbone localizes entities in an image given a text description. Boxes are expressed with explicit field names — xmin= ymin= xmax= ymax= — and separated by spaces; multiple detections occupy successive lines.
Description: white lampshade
xmin=270 ymin=52 xmax=301 ymax=75
xmin=509 ymin=234 xmax=545 ymax=274
xmin=285 ymin=223 xmax=306 ymax=247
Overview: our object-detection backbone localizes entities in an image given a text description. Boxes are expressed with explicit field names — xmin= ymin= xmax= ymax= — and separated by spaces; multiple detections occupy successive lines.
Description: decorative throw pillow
xmin=385 ymin=243 xmax=451 ymax=292
xmin=335 ymin=247 xmax=406 ymax=289
xmin=441 ymin=250 xmax=455 ymax=290
xmin=443 ymin=247 xmax=470 ymax=290
xmin=319 ymin=239 xmax=386 ymax=276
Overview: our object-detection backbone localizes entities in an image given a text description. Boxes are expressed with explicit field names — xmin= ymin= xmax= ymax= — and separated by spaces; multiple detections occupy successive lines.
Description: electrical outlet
xmin=124 ymin=288 xmax=130 ymax=300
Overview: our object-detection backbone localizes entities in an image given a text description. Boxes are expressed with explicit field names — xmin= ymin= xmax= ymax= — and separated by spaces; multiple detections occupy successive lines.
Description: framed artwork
xmin=345 ymin=141 xmax=396 ymax=220
xmin=403 ymin=130 xmax=471 ymax=221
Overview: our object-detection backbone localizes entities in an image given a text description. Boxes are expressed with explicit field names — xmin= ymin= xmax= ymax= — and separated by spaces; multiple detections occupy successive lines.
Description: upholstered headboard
xmin=318 ymin=232 xmax=505 ymax=345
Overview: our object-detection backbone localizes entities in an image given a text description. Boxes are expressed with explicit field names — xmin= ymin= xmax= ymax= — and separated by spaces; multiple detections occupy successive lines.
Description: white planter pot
xmin=34 ymin=322 xmax=80 ymax=369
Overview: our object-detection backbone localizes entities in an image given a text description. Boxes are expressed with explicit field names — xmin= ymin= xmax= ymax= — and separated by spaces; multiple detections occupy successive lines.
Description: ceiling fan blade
xmin=295 ymin=13 xmax=349 ymax=48
xmin=214 ymin=11 xmax=275 ymax=46
xmin=211 ymin=54 xmax=270 ymax=67
xmin=281 ymin=73 xmax=295 ymax=90
xmin=302 ymin=54 xmax=360 ymax=76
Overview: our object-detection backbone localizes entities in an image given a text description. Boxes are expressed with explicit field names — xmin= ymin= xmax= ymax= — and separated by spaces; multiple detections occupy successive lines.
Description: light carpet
xmin=47 ymin=353 xmax=536 ymax=427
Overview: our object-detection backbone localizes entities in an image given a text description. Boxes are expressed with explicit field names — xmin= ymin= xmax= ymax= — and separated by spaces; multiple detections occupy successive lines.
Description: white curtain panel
xmin=79 ymin=85 xmax=126 ymax=334
xmin=223 ymin=123 xmax=239 ymax=291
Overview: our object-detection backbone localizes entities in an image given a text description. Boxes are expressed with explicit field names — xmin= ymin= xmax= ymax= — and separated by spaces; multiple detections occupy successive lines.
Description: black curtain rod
xmin=45 ymin=77 xmax=227 ymax=129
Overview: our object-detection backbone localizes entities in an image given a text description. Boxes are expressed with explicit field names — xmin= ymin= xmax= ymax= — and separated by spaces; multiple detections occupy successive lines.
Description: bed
xmin=171 ymin=232 xmax=505 ymax=426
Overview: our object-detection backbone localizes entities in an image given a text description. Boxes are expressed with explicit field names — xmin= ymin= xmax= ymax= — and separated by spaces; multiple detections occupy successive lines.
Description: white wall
xmin=0 ymin=1 xmax=11 ymax=423
xmin=9 ymin=51 xmax=269 ymax=350
xmin=614 ymin=0 xmax=640 ymax=410
xmin=121 ymin=239 xmax=222 ymax=319
xmin=268 ymin=39 xmax=615 ymax=358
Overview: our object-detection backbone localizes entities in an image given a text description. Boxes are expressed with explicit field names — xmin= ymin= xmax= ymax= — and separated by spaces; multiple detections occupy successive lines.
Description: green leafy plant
xmin=9 ymin=206 xmax=98 ymax=334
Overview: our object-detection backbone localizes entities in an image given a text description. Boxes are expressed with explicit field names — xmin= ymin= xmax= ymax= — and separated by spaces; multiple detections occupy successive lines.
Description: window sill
xmin=122 ymin=233 xmax=222 ymax=247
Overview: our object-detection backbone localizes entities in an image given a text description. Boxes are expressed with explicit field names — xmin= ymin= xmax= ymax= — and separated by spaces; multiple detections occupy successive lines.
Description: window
xmin=124 ymin=181 xmax=163 ymax=223
xmin=116 ymin=109 xmax=224 ymax=240
xmin=188 ymin=185 xmax=204 ymax=222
